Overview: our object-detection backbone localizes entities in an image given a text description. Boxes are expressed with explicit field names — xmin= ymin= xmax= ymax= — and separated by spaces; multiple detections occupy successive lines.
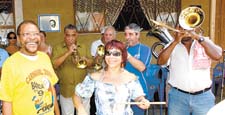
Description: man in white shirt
xmin=90 ymin=26 xmax=116 ymax=57
xmin=157 ymin=25 xmax=222 ymax=115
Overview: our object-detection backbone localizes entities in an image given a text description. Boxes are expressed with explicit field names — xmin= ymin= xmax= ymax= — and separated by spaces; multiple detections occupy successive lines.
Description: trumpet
xmin=96 ymin=44 xmax=105 ymax=56
xmin=93 ymin=63 xmax=103 ymax=71
xmin=72 ymin=48 xmax=87 ymax=69
xmin=93 ymin=45 xmax=105 ymax=71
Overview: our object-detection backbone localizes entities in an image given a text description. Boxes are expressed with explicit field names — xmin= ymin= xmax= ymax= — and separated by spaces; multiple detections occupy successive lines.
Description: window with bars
xmin=0 ymin=0 xmax=15 ymax=46
xmin=113 ymin=0 xmax=151 ymax=31
xmin=74 ymin=0 xmax=181 ymax=33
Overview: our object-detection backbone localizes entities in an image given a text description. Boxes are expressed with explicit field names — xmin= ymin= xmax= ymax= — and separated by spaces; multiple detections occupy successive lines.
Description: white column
xmin=210 ymin=0 xmax=216 ymax=41
xmin=14 ymin=0 xmax=23 ymax=29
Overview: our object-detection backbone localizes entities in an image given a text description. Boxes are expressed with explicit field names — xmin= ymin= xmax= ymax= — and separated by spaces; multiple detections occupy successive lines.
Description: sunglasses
xmin=105 ymin=51 xmax=121 ymax=57
xmin=8 ymin=37 xmax=17 ymax=39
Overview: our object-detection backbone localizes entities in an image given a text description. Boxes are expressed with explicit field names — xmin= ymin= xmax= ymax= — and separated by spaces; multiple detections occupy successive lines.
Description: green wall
xmin=23 ymin=0 xmax=75 ymax=46
xmin=22 ymin=0 xmax=211 ymax=64
xmin=181 ymin=0 xmax=210 ymax=36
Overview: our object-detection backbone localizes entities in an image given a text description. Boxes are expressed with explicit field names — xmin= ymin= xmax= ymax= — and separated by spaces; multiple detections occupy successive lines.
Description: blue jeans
xmin=168 ymin=87 xmax=215 ymax=115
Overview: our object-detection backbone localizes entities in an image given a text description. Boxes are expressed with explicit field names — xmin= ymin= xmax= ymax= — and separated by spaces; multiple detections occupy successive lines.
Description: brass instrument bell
xmin=76 ymin=59 xmax=87 ymax=69
xmin=97 ymin=44 xmax=105 ymax=56
xmin=93 ymin=63 xmax=103 ymax=71
xmin=72 ymin=48 xmax=87 ymax=69
xmin=179 ymin=6 xmax=204 ymax=30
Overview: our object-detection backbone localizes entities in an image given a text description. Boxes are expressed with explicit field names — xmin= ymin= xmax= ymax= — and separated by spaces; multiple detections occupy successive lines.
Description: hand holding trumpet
xmin=68 ymin=44 xmax=78 ymax=55
xmin=69 ymin=44 xmax=90 ymax=69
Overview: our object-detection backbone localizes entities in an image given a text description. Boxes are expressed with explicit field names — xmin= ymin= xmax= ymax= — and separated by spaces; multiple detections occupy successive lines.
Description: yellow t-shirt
xmin=0 ymin=51 xmax=58 ymax=115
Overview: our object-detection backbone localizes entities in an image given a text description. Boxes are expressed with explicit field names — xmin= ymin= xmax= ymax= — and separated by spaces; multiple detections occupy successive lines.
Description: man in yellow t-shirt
xmin=0 ymin=20 xmax=59 ymax=115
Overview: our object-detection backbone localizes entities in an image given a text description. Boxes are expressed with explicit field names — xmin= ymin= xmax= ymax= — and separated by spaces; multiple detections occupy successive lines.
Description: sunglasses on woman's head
xmin=105 ymin=50 xmax=121 ymax=56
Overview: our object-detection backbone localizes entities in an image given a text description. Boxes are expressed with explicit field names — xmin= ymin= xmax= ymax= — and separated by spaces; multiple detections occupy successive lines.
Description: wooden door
xmin=215 ymin=0 xmax=225 ymax=50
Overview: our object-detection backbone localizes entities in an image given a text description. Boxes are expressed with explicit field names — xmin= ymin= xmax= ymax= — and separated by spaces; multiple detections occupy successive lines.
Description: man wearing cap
xmin=124 ymin=23 xmax=152 ymax=115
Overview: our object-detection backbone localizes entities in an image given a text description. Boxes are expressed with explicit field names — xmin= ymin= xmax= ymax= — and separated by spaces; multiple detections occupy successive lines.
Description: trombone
xmin=150 ymin=6 xmax=205 ymax=32
xmin=148 ymin=6 xmax=205 ymax=59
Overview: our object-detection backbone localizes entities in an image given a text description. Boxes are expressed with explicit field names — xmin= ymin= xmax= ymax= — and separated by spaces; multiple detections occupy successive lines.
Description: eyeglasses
xmin=65 ymin=33 xmax=77 ymax=37
xmin=105 ymin=51 xmax=121 ymax=57
xmin=8 ymin=37 xmax=17 ymax=39
xmin=19 ymin=33 xmax=40 ymax=38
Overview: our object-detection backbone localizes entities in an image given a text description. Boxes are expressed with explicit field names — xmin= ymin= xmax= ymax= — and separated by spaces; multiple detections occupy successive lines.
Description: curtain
xmin=105 ymin=0 xmax=126 ymax=25
xmin=74 ymin=0 xmax=125 ymax=31
xmin=139 ymin=0 xmax=180 ymax=27
xmin=138 ymin=0 xmax=155 ymax=26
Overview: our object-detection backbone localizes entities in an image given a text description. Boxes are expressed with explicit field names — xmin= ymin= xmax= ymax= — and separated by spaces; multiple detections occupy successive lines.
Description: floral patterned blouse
xmin=75 ymin=73 xmax=145 ymax=115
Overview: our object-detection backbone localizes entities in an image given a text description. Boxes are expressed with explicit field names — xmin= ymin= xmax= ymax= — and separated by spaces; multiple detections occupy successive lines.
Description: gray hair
xmin=104 ymin=26 xmax=116 ymax=35
xmin=101 ymin=26 xmax=116 ymax=35
xmin=125 ymin=23 xmax=143 ymax=33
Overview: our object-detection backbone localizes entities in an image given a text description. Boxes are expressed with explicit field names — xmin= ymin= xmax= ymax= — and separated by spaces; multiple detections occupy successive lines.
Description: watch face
xmin=198 ymin=37 xmax=204 ymax=43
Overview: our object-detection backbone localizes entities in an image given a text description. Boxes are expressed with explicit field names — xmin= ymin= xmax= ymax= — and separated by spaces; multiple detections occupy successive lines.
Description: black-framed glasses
xmin=105 ymin=51 xmax=121 ymax=57
xmin=8 ymin=37 xmax=17 ymax=39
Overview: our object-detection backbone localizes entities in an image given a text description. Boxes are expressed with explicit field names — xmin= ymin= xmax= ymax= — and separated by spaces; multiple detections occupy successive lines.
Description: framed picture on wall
xmin=38 ymin=14 xmax=60 ymax=32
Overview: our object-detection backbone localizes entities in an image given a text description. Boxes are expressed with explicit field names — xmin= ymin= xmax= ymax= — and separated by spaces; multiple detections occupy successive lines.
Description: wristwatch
xmin=198 ymin=37 xmax=205 ymax=43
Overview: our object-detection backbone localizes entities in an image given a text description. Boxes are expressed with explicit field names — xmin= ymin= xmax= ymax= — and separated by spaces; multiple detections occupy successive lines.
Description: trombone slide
xmin=150 ymin=19 xmax=180 ymax=32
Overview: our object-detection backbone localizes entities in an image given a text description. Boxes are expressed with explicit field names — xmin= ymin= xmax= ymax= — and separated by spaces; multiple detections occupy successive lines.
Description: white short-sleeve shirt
xmin=168 ymin=41 xmax=212 ymax=92
xmin=90 ymin=39 xmax=104 ymax=57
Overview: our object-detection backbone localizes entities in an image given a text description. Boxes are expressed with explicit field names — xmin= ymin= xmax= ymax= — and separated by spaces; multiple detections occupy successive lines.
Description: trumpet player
xmin=90 ymin=26 xmax=116 ymax=57
xmin=91 ymin=26 xmax=116 ymax=71
xmin=157 ymin=24 xmax=222 ymax=114
xmin=52 ymin=24 xmax=93 ymax=115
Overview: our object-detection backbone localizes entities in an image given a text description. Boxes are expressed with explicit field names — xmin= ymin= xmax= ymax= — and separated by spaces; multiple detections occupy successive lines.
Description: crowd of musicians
xmin=0 ymin=6 xmax=224 ymax=115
